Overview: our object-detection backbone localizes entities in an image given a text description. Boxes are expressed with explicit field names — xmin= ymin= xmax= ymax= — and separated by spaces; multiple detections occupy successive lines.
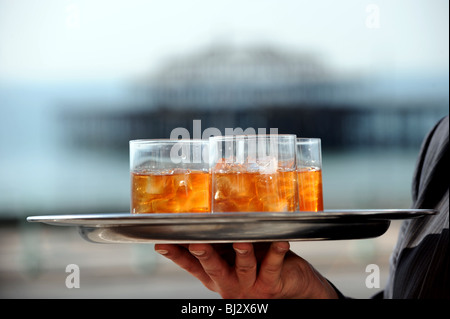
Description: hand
xmin=154 ymin=242 xmax=339 ymax=299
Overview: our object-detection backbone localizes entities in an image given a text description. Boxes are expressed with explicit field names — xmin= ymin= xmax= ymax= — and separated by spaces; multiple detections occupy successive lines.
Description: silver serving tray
xmin=26 ymin=209 xmax=436 ymax=244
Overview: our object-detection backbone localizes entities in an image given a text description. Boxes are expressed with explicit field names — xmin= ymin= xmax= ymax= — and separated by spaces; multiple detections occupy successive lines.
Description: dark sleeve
xmin=391 ymin=115 xmax=449 ymax=299
xmin=327 ymin=115 xmax=449 ymax=299
xmin=411 ymin=115 xmax=449 ymax=210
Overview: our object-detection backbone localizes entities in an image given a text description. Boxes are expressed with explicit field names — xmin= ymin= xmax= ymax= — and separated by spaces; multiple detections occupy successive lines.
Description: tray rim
xmin=26 ymin=208 xmax=437 ymax=227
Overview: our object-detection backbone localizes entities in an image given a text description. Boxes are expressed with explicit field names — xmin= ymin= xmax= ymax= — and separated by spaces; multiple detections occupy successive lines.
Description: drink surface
xmin=297 ymin=167 xmax=324 ymax=212
xmin=212 ymin=170 xmax=298 ymax=212
xmin=131 ymin=169 xmax=211 ymax=213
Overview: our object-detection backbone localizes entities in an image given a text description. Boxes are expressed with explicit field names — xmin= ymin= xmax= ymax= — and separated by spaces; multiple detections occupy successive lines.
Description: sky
xmin=0 ymin=0 xmax=448 ymax=83
xmin=0 ymin=0 xmax=448 ymax=217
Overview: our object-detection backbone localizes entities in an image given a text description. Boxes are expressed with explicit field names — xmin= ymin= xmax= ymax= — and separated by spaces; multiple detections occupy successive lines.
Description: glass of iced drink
xmin=130 ymin=139 xmax=210 ymax=214
xmin=296 ymin=138 xmax=324 ymax=212
xmin=210 ymin=134 xmax=298 ymax=213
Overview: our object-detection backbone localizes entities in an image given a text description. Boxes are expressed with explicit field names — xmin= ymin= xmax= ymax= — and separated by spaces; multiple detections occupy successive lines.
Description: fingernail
xmin=234 ymin=248 xmax=248 ymax=255
xmin=155 ymin=249 xmax=168 ymax=255
xmin=275 ymin=244 xmax=289 ymax=253
xmin=190 ymin=250 xmax=206 ymax=257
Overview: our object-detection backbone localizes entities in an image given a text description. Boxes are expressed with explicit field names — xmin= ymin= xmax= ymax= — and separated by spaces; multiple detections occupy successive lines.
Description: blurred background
xmin=0 ymin=0 xmax=448 ymax=298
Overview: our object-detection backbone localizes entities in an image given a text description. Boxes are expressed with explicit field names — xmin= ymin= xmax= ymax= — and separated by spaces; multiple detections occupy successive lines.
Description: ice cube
xmin=144 ymin=174 xmax=174 ymax=195
xmin=256 ymin=156 xmax=278 ymax=174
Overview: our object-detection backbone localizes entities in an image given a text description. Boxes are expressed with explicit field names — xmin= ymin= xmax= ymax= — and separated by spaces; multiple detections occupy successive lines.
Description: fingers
xmin=156 ymin=242 xmax=291 ymax=298
xmin=258 ymin=241 xmax=290 ymax=287
xmin=233 ymin=243 xmax=257 ymax=289
xmin=188 ymin=243 xmax=234 ymax=291
xmin=154 ymin=244 xmax=213 ymax=288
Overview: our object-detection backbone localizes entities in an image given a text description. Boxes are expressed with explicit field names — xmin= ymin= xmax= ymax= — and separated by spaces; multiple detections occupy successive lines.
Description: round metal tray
xmin=26 ymin=209 xmax=435 ymax=243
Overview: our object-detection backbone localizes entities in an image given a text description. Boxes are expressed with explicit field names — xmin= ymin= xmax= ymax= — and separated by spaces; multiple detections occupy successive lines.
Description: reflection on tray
xmin=27 ymin=209 xmax=435 ymax=244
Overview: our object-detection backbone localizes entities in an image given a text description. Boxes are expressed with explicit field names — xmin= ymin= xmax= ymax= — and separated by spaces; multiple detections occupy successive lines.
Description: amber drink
xmin=210 ymin=135 xmax=298 ymax=213
xmin=297 ymin=138 xmax=324 ymax=212
xmin=130 ymin=140 xmax=210 ymax=214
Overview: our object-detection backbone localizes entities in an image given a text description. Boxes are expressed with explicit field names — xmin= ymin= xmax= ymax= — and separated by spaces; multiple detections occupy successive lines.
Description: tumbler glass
xmin=130 ymin=139 xmax=210 ymax=214
xmin=210 ymin=134 xmax=298 ymax=212
xmin=296 ymin=138 xmax=324 ymax=212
